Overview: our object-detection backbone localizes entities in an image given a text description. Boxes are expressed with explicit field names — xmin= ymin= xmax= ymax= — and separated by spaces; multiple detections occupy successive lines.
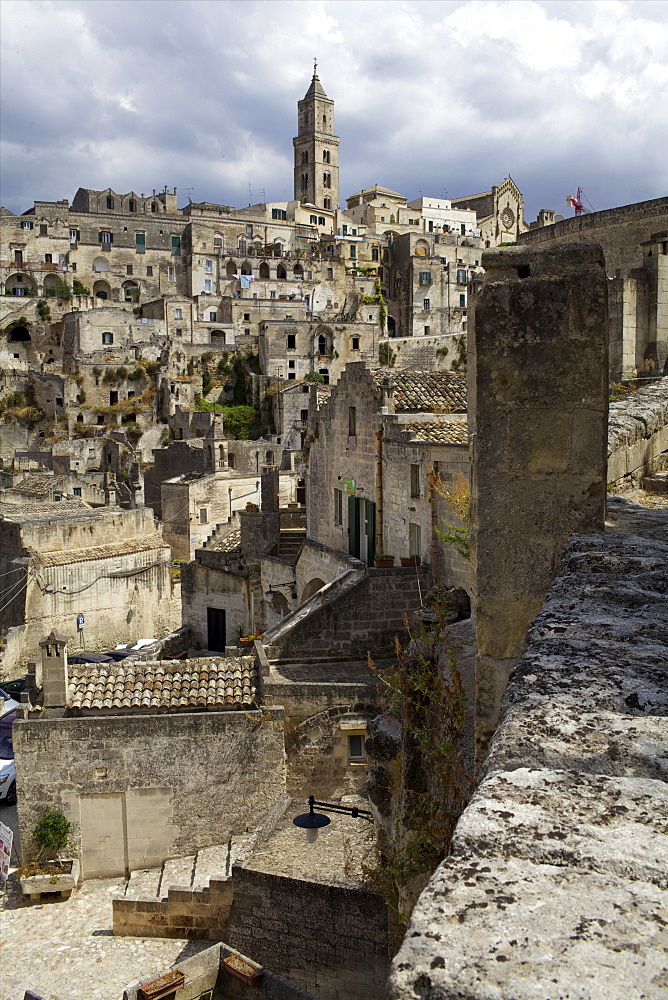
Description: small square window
xmin=44 ymin=253 xmax=52 ymax=263
xmin=288 ymin=372 xmax=296 ymax=380
xmin=244 ymin=313 xmax=250 ymax=321
xmin=348 ymin=734 xmax=366 ymax=762
xmin=209 ymin=311 xmax=217 ymax=321
xmin=102 ymin=332 xmax=113 ymax=345
xmin=288 ymin=360 xmax=295 ymax=369
xmin=73 ymin=487 xmax=82 ymax=497
xmin=175 ymin=328 xmax=182 ymax=337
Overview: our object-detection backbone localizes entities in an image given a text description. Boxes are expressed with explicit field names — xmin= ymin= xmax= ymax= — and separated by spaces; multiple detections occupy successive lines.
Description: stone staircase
xmin=276 ymin=528 xmax=305 ymax=563
xmin=114 ymin=837 xmax=250 ymax=939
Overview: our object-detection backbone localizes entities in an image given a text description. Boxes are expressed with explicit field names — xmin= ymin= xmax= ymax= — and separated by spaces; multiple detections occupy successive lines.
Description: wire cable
xmin=0 ymin=578 xmax=28 ymax=617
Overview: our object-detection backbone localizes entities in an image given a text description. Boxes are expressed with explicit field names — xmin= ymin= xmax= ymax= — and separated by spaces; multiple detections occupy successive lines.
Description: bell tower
xmin=293 ymin=63 xmax=339 ymax=212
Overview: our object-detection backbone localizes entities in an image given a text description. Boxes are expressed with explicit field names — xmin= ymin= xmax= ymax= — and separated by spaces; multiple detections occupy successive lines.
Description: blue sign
xmin=77 ymin=615 xmax=85 ymax=629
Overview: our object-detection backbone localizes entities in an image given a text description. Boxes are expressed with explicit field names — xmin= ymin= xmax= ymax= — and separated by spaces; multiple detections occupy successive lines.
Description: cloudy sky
xmin=1 ymin=0 xmax=666 ymax=222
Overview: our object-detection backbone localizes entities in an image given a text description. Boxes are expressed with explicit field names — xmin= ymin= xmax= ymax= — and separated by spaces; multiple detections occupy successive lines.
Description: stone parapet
xmin=388 ymin=529 xmax=668 ymax=999
xmin=608 ymin=374 xmax=668 ymax=484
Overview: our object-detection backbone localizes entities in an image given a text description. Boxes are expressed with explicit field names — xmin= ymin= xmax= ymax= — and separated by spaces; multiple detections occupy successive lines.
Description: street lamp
xmin=264 ymin=580 xmax=297 ymax=599
xmin=293 ymin=795 xmax=373 ymax=842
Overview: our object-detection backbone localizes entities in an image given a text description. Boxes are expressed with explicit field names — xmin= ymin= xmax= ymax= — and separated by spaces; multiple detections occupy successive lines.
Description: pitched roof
xmin=67 ymin=656 xmax=258 ymax=713
xmin=372 ymin=370 xmax=467 ymax=413
xmin=37 ymin=533 xmax=169 ymax=567
xmin=304 ymin=72 xmax=328 ymax=99
xmin=0 ymin=498 xmax=94 ymax=521
xmin=403 ymin=419 xmax=469 ymax=444
xmin=6 ymin=475 xmax=70 ymax=497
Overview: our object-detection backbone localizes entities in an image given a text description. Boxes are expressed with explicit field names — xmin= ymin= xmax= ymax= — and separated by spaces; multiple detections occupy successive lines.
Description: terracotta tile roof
xmin=0 ymin=499 xmax=93 ymax=521
xmin=8 ymin=475 xmax=69 ymax=496
xmin=372 ymin=370 xmax=467 ymax=413
xmin=403 ymin=419 xmax=469 ymax=444
xmin=37 ymin=533 xmax=169 ymax=566
xmin=207 ymin=526 xmax=241 ymax=552
xmin=67 ymin=656 xmax=258 ymax=713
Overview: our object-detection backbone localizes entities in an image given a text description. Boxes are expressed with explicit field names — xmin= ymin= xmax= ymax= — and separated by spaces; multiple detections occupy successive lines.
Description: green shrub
xmin=33 ymin=811 xmax=70 ymax=857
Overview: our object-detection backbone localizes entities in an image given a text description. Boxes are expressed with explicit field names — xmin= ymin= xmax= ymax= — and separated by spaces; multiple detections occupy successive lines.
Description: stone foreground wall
xmin=388 ymin=529 xmax=668 ymax=999
xmin=608 ymin=374 xmax=668 ymax=484
xmin=228 ymin=866 xmax=389 ymax=1000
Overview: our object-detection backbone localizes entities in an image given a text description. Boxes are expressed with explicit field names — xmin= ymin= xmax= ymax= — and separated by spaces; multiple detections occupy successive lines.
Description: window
xmin=372 ymin=247 xmax=379 ymax=261
xmin=73 ymin=487 xmax=82 ymax=497
xmin=310 ymin=214 xmax=318 ymax=225
xmin=214 ymin=236 xmax=222 ymax=248
xmin=419 ymin=271 xmax=432 ymax=285
xmin=350 ymin=245 xmax=356 ymax=259
xmin=44 ymin=253 xmax=52 ymax=263
xmin=424 ymin=326 xmax=430 ymax=335
xmin=151 ymin=202 xmax=157 ymax=213
xmin=348 ymin=406 xmax=356 ymax=437
xmin=301 ymin=151 xmax=308 ymax=164
xmin=324 ymin=197 xmax=331 ymax=210
xmin=102 ymin=332 xmax=113 ymax=345
xmin=175 ymin=307 xmax=183 ymax=319
xmin=352 ymin=336 xmax=360 ymax=350
xmin=334 ymin=488 xmax=343 ymax=525
xmin=423 ymin=298 xmax=430 ymax=310
xmin=288 ymin=372 xmax=296 ymax=380
xmin=228 ymin=452 xmax=235 ymax=469
xmin=288 ymin=359 xmax=295 ymax=369
xmin=22 ymin=221 xmax=33 ymax=230
xmin=167 ymin=266 xmax=174 ymax=281
xmin=271 ymin=208 xmax=287 ymax=220
xmin=175 ymin=328 xmax=182 ymax=337
xmin=204 ymin=278 xmax=211 ymax=293
xmin=459 ymin=293 xmax=466 ymax=307
xmin=348 ymin=734 xmax=366 ymax=762
xmin=323 ymin=172 xmax=331 ymax=188
xmin=40 ymin=224 xmax=48 ymax=236
xmin=199 ymin=508 xmax=208 ymax=524
xmin=410 ymin=464 xmax=420 ymax=498
xmin=129 ymin=199 xmax=136 ymax=212
xmin=106 ymin=196 xmax=114 ymax=209
xmin=244 ymin=328 xmax=250 ymax=335
xmin=457 ymin=268 xmax=467 ymax=284
xmin=205 ymin=259 xmax=212 ymax=272
xmin=71 ymin=263 xmax=77 ymax=271
xmin=301 ymin=173 xmax=308 ymax=192
xmin=146 ymin=265 xmax=153 ymax=276
xmin=342 ymin=224 xmax=348 ymax=235
xmin=171 ymin=235 xmax=181 ymax=255
xmin=209 ymin=311 xmax=217 ymax=321
xmin=270 ymin=290 xmax=276 ymax=298
xmin=318 ymin=217 xmax=325 ymax=226
xmin=109 ymin=390 xmax=118 ymax=405
xmin=300 ymin=408 xmax=309 ymax=422
xmin=242 ymin=312 xmax=250 ymax=322
xmin=461 ymin=223 xmax=466 ymax=235
xmin=126 ymin=264 xmax=133 ymax=275
xmin=100 ymin=231 xmax=112 ymax=245
xmin=320 ymin=369 xmax=330 ymax=384
xmin=326 ymin=267 xmax=333 ymax=279
xmin=323 ymin=149 xmax=330 ymax=163
xmin=245 ymin=224 xmax=253 ymax=237
xmin=287 ymin=334 xmax=296 ymax=349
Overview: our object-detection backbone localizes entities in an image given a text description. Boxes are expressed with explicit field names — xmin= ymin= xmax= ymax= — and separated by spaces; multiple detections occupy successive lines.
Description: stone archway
xmin=301 ymin=577 xmax=325 ymax=602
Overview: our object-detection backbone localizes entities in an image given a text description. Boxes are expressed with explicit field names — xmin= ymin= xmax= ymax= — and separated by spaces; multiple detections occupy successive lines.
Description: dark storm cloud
xmin=1 ymin=0 xmax=666 ymax=219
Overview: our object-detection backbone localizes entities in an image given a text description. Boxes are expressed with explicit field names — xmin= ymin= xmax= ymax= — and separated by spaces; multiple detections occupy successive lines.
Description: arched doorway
xmin=93 ymin=280 xmax=111 ymax=299
xmin=240 ymin=261 xmax=253 ymax=276
xmin=293 ymin=263 xmax=304 ymax=280
xmin=226 ymin=260 xmax=237 ymax=277
xmin=122 ymin=280 xmax=139 ymax=303
xmin=259 ymin=261 xmax=270 ymax=279
xmin=92 ymin=256 xmax=110 ymax=272
xmin=277 ymin=264 xmax=287 ymax=280
xmin=210 ymin=329 xmax=226 ymax=345
xmin=301 ymin=577 xmax=325 ymax=602
xmin=7 ymin=324 xmax=30 ymax=342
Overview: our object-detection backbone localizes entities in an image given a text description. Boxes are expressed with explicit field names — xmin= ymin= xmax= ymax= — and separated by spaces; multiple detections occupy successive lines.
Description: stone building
xmin=518 ymin=195 xmax=668 ymax=379
xmin=0 ymin=498 xmax=179 ymax=674
xmin=451 ymin=175 xmax=528 ymax=247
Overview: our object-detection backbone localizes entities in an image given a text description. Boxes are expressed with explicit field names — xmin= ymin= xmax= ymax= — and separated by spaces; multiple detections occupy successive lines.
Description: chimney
xmin=261 ymin=466 xmax=279 ymax=513
xmin=39 ymin=631 xmax=69 ymax=708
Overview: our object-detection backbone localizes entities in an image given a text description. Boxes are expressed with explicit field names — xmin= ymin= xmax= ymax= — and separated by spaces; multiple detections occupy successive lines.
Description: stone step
xmin=125 ymin=866 xmax=162 ymax=899
xmin=159 ymin=855 xmax=196 ymax=897
xmin=192 ymin=844 xmax=230 ymax=889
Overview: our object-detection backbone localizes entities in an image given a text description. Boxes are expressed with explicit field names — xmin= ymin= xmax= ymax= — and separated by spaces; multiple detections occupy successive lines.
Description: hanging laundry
xmin=234 ymin=274 xmax=255 ymax=290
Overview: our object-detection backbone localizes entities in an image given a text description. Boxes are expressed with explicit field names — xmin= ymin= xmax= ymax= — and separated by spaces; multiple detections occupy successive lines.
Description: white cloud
xmin=0 ymin=0 xmax=666 ymax=220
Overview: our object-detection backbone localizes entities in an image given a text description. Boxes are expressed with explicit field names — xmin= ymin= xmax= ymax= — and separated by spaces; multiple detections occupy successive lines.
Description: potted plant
xmin=223 ymin=953 xmax=264 ymax=987
xmin=239 ymin=632 xmax=264 ymax=648
xmin=401 ymin=554 xmax=421 ymax=567
xmin=373 ymin=553 xmax=395 ymax=568
xmin=18 ymin=810 xmax=80 ymax=902
xmin=245 ymin=502 xmax=259 ymax=512
xmin=138 ymin=969 xmax=186 ymax=1000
